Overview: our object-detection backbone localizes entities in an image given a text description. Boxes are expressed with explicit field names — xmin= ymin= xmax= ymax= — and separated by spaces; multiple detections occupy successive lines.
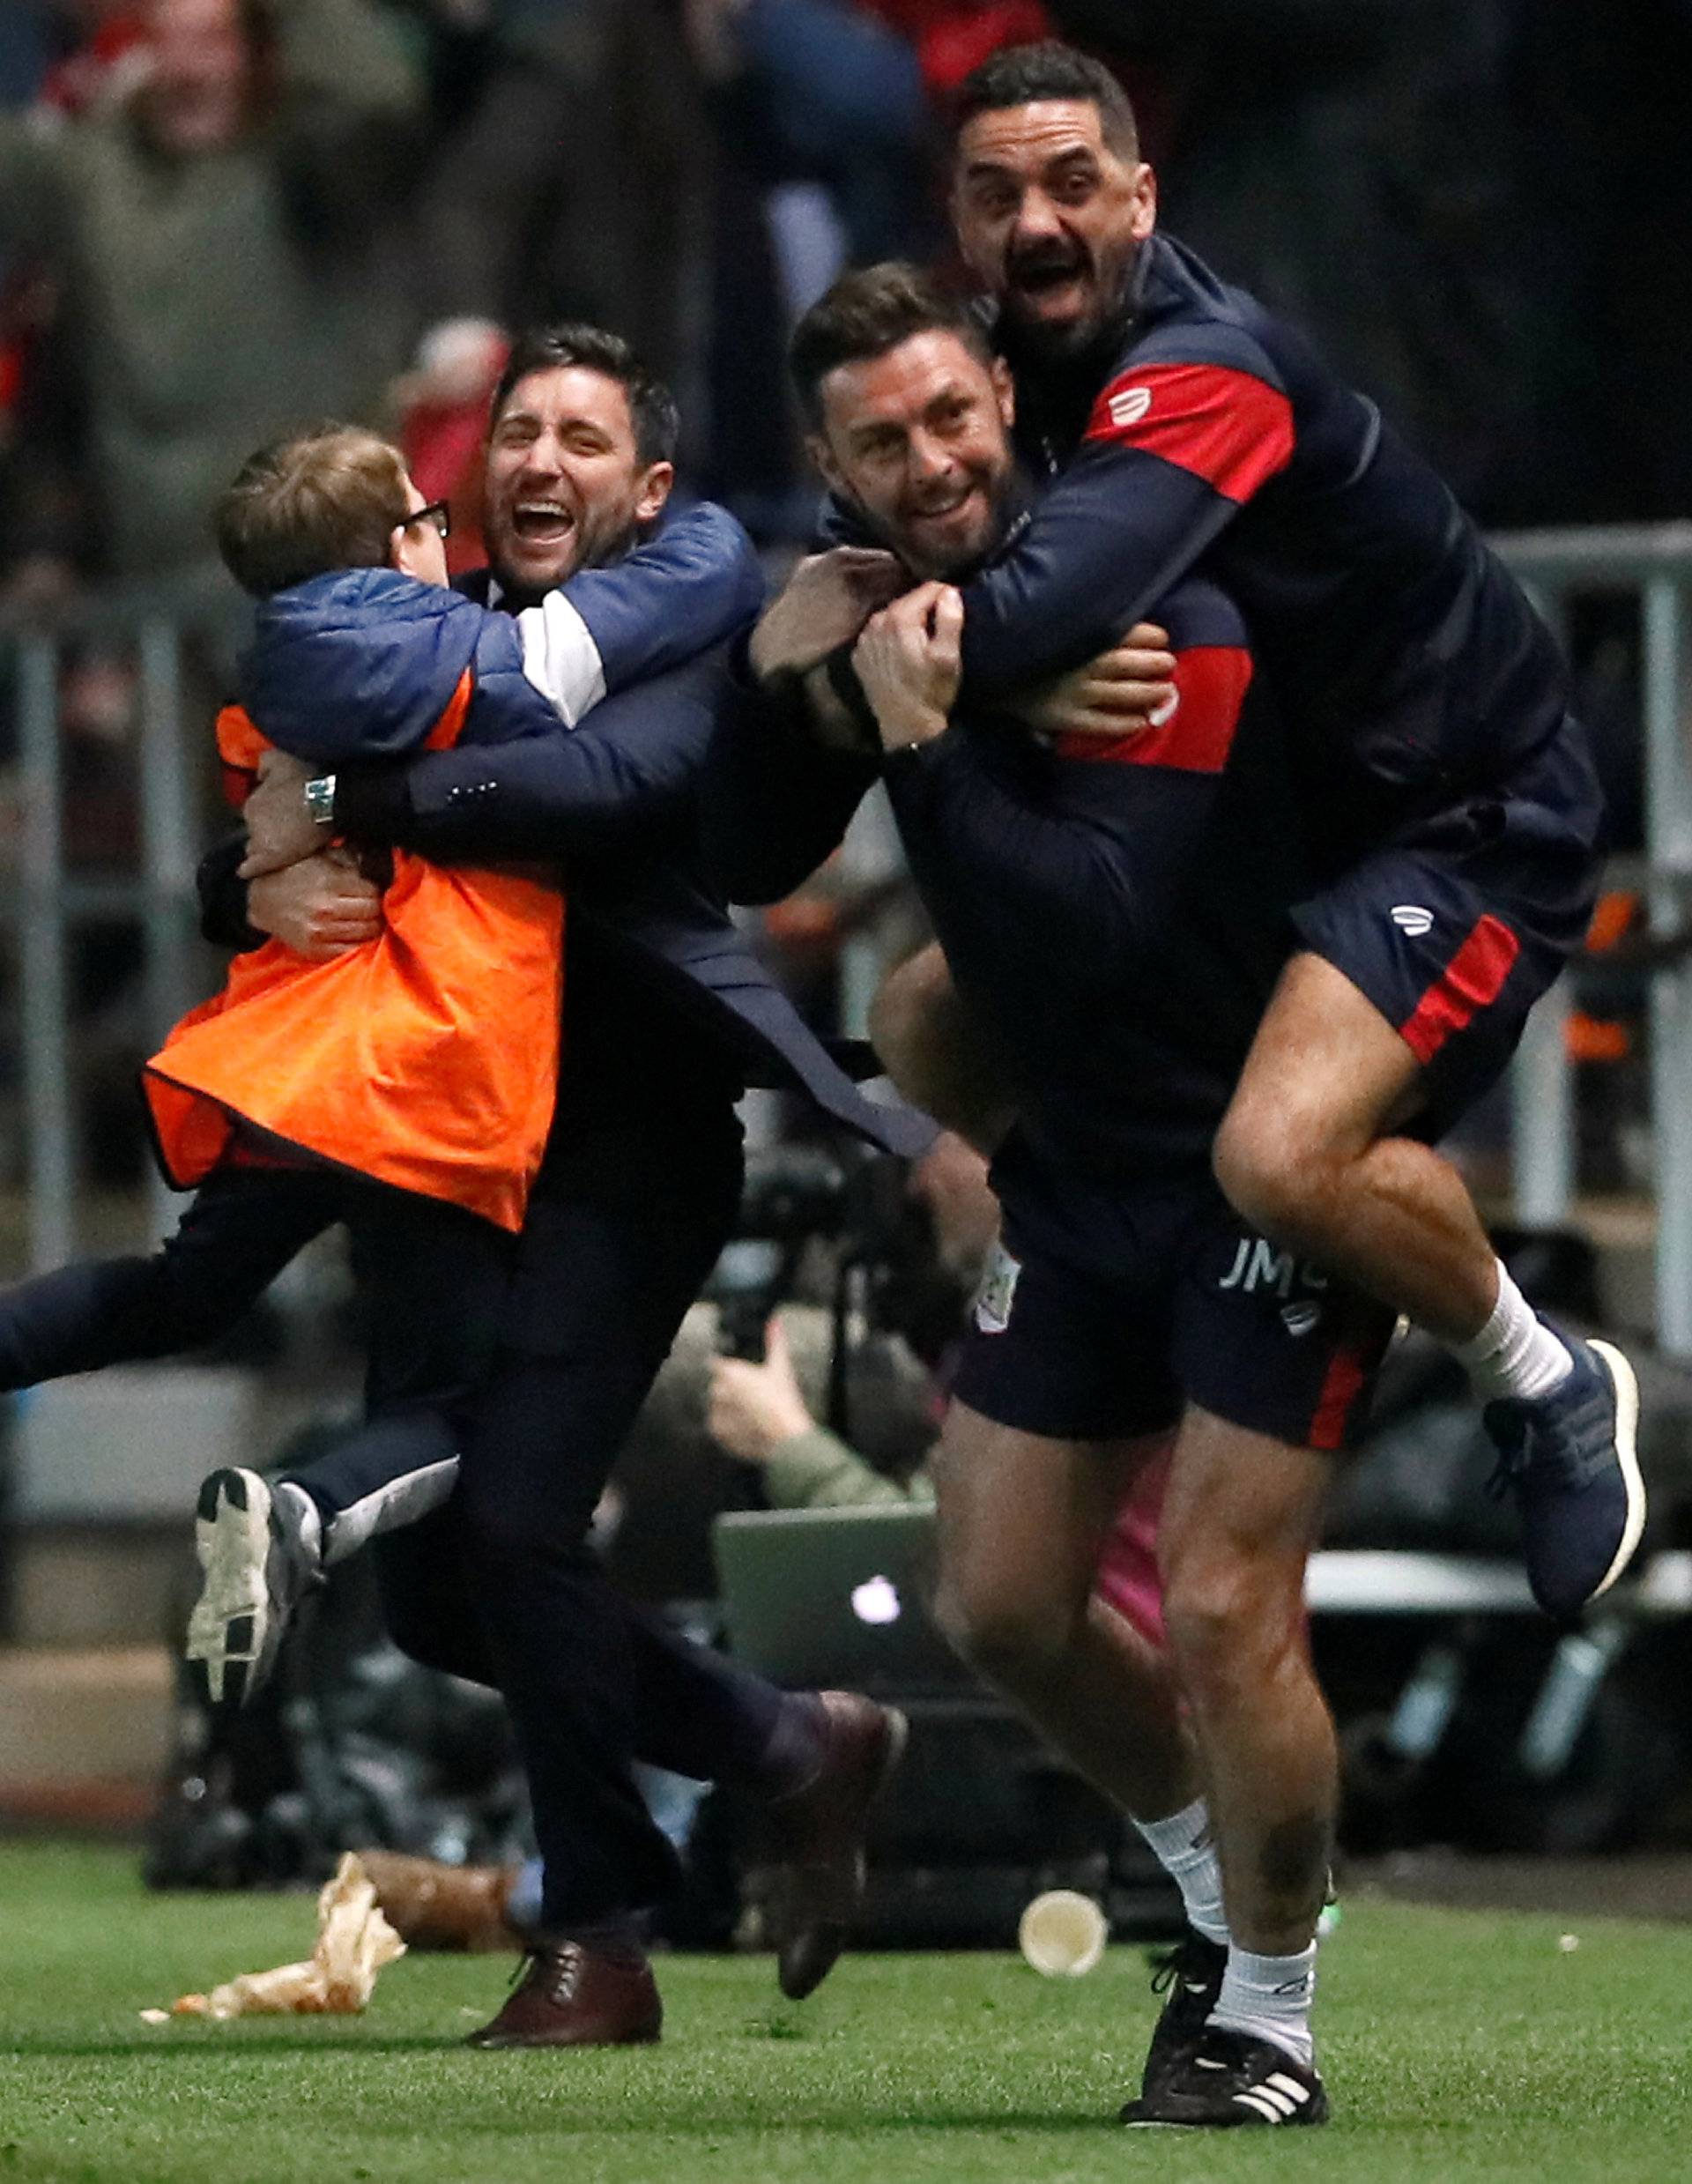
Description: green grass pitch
xmin=3 ymin=1841 xmax=1690 ymax=2183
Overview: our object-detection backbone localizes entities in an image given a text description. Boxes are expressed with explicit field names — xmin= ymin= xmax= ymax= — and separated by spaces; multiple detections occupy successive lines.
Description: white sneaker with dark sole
xmin=185 ymin=1467 xmax=317 ymax=1709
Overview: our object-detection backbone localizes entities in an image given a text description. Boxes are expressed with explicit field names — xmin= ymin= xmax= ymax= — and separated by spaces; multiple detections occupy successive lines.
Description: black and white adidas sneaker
xmin=1120 ymin=2026 xmax=1328 ymax=2128
xmin=1138 ymin=1928 xmax=1228 ymax=2105
xmin=185 ymin=1467 xmax=321 ymax=1709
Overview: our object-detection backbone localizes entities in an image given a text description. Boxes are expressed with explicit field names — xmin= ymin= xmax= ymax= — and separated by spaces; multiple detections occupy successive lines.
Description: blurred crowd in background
xmin=4 ymin=0 xmax=1692 ymax=607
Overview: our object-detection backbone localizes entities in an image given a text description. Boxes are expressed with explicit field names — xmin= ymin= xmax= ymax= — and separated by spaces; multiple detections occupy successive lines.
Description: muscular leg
xmin=929 ymin=1399 xmax=1193 ymax=1823
xmin=1213 ymin=951 xmax=1496 ymax=1341
xmin=1157 ymin=1404 xmax=1334 ymax=1957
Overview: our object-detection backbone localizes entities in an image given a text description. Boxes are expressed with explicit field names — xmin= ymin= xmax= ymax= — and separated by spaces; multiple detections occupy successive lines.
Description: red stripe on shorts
xmin=1399 ymin=912 xmax=1521 ymax=1066
xmin=1309 ymin=1344 xmax=1369 ymax=1452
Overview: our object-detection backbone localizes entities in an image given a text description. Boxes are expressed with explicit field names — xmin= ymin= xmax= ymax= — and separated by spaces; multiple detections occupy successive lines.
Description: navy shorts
xmin=1292 ymin=725 xmax=1603 ymax=1139
xmin=953 ymin=1155 xmax=1396 ymax=1452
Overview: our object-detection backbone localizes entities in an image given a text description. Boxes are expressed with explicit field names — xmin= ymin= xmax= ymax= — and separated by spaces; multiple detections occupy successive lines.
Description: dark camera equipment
xmin=707 ymin=1143 xmax=934 ymax=1443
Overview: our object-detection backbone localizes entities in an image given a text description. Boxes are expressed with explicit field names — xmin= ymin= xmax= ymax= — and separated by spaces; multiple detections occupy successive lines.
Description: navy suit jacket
xmin=199 ymin=577 xmax=930 ymax=1159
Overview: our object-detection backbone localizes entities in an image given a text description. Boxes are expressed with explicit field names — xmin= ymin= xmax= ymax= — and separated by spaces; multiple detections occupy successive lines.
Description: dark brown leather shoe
xmin=358 ymin=1852 xmax=523 ymax=1954
xmin=762 ymin=1690 xmax=907 ymax=2001
xmin=465 ymin=1941 xmax=663 ymax=2049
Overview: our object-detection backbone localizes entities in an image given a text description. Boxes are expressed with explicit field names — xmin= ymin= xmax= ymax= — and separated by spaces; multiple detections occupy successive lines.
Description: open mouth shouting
xmin=510 ymin=498 xmax=577 ymax=552
xmin=1006 ymin=239 xmax=1095 ymax=320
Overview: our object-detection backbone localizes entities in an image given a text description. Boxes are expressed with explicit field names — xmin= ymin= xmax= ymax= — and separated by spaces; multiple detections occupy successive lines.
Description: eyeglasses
xmin=399 ymin=499 xmax=452 ymax=541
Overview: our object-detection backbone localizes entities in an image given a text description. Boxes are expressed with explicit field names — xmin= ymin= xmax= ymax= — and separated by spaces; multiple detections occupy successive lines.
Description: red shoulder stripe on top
xmin=1084 ymin=362 xmax=1295 ymax=504
xmin=1054 ymin=644 xmax=1253 ymax=774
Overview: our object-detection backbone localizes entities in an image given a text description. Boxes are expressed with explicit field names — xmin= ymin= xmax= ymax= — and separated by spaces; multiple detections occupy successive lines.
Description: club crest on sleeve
xmin=1108 ymin=385 xmax=1154 ymax=430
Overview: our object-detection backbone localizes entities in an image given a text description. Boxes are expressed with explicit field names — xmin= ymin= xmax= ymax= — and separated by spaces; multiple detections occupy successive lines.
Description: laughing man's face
xmin=482 ymin=366 xmax=671 ymax=598
xmin=952 ymin=99 xmax=1155 ymax=359
xmin=812 ymin=331 xmax=1019 ymax=580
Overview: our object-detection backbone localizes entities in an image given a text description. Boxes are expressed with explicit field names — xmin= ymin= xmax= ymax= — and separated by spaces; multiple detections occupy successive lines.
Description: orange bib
xmin=144 ymin=695 xmax=563 ymax=1233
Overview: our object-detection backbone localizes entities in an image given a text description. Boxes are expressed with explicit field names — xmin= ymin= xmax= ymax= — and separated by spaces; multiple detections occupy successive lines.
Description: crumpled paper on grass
xmin=140 ymin=1852 xmax=405 ymax=2022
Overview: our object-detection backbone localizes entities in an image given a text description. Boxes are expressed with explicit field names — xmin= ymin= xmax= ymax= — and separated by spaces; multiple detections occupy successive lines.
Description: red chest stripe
xmin=1054 ymin=643 xmax=1252 ymax=774
xmin=1084 ymin=362 xmax=1295 ymax=503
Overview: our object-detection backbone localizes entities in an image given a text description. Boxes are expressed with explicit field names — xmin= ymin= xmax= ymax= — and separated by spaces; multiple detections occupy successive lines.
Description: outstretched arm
xmin=696 ymin=546 xmax=908 ymax=903
xmin=317 ymin=649 xmax=731 ymax=867
xmin=700 ymin=669 xmax=881 ymax=906
xmin=246 ymin=504 xmax=764 ymax=769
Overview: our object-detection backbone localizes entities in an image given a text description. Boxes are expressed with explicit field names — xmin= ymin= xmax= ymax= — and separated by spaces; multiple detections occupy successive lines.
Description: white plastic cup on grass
xmin=1018 ymin=1890 xmax=1108 ymax=1977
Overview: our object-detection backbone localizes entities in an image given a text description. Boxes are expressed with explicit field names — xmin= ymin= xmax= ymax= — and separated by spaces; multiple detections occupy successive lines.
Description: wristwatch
xmin=303 ymin=773 xmax=338 ymax=831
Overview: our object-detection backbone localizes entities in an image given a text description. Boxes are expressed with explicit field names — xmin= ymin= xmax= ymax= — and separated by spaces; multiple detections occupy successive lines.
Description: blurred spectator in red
xmin=0 ymin=0 xmax=425 ymax=590
xmin=394 ymin=316 xmax=508 ymax=579
xmin=860 ymin=1 xmax=1051 ymax=100
xmin=35 ymin=3 xmax=147 ymax=115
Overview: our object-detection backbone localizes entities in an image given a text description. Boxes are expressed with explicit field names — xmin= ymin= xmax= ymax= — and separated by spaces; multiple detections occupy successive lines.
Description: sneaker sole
xmin=1122 ymin=2109 xmax=1329 ymax=2130
xmin=1586 ymin=1339 xmax=1647 ymax=1603
xmin=185 ymin=1467 xmax=276 ymax=1710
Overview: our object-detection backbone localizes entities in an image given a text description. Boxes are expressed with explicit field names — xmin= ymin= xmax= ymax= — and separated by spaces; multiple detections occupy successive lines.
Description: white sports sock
xmin=1209 ymin=1942 xmax=1317 ymax=2068
xmin=1451 ymin=1260 xmax=1573 ymax=1404
xmin=1133 ymin=1797 xmax=1228 ymax=1947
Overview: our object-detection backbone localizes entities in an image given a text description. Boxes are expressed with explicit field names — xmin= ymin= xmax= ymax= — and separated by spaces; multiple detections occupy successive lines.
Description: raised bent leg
xmin=1212 ymin=950 xmax=1497 ymax=1342
xmin=1215 ymin=949 xmax=1644 ymax=1621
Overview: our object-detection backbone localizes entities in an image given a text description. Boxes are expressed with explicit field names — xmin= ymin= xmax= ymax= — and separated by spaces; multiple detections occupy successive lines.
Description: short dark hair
xmin=953 ymin=41 xmax=1139 ymax=160
xmin=790 ymin=262 xmax=994 ymax=429
xmin=489 ymin=323 xmax=679 ymax=468
xmin=214 ymin=423 xmax=410 ymax=598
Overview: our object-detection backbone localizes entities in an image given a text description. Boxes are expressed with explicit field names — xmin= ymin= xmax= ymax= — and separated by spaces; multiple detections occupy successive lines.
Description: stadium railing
xmin=1496 ymin=524 xmax=1692 ymax=1356
xmin=0 ymin=575 xmax=249 ymax=1273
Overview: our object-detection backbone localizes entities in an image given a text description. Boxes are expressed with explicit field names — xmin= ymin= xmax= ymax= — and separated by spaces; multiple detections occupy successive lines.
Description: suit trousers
xmin=372 ymin=1081 xmax=778 ymax=1928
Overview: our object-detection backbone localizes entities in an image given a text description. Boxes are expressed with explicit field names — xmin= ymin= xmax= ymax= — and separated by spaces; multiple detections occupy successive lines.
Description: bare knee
xmin=934 ymin=1573 xmax=1076 ymax=1694
xmin=1212 ymin=1095 xmax=1335 ymax=1254
xmin=1162 ymin=1552 xmax=1303 ymax=1708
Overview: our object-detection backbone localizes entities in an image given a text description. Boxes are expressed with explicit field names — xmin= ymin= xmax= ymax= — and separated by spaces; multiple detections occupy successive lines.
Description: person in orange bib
xmin=0 ymin=420 xmax=763 ymax=1708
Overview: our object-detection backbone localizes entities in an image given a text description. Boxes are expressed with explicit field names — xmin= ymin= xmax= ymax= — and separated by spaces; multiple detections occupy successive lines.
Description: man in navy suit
xmin=205 ymin=325 xmax=929 ymax=2047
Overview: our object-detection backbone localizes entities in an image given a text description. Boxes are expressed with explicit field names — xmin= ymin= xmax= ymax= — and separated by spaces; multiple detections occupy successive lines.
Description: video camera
xmin=706 ymin=1143 xmax=944 ymax=1435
